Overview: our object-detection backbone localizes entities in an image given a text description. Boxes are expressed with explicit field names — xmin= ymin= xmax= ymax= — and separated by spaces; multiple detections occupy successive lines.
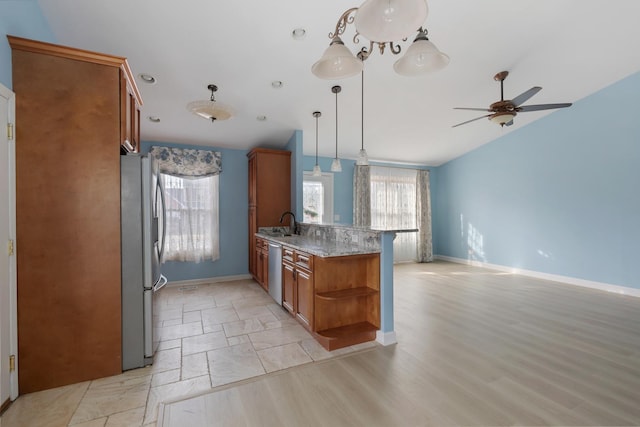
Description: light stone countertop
xmin=256 ymin=232 xmax=380 ymax=258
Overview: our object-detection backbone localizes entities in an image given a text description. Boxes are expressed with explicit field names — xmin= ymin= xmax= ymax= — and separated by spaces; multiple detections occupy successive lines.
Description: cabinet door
xmin=262 ymin=249 xmax=269 ymax=291
xmin=296 ymin=269 xmax=313 ymax=331
xmin=248 ymin=207 xmax=256 ymax=276
xmin=255 ymin=242 xmax=264 ymax=285
xmin=282 ymin=262 xmax=295 ymax=315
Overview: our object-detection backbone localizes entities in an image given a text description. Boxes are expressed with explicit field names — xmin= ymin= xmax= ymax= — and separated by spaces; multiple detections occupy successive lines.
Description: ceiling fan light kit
xmin=187 ymin=84 xmax=234 ymax=122
xmin=312 ymin=0 xmax=447 ymax=80
xmin=453 ymin=71 xmax=572 ymax=128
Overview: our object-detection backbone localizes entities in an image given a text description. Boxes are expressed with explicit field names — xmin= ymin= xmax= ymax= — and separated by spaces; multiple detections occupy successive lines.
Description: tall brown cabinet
xmin=247 ymin=148 xmax=291 ymax=281
xmin=9 ymin=36 xmax=142 ymax=393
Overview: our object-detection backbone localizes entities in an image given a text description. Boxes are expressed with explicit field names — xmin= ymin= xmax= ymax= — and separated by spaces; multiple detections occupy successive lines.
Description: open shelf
xmin=314 ymin=321 xmax=378 ymax=351
xmin=316 ymin=286 xmax=378 ymax=301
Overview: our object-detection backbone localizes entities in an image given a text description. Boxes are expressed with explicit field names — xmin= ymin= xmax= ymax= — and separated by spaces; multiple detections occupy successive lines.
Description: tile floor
xmin=0 ymin=278 xmax=376 ymax=427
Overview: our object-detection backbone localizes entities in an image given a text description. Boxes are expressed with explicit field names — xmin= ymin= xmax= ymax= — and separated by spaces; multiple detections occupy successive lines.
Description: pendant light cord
xmin=361 ymin=68 xmax=364 ymax=151
xmin=335 ymin=89 xmax=338 ymax=159
xmin=315 ymin=115 xmax=319 ymax=166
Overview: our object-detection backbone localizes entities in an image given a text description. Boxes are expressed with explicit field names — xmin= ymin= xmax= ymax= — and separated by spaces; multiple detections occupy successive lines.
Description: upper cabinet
xmin=8 ymin=35 xmax=142 ymax=393
xmin=247 ymin=148 xmax=291 ymax=279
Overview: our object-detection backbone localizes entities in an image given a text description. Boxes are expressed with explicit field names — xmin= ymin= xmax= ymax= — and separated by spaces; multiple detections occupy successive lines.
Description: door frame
xmin=0 ymin=82 xmax=18 ymax=401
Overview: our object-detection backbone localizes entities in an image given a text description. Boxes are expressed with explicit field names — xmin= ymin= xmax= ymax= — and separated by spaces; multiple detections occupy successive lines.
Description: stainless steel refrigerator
xmin=121 ymin=154 xmax=167 ymax=370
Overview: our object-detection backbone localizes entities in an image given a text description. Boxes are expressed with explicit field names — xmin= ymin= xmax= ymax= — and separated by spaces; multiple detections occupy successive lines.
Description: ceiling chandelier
xmin=187 ymin=84 xmax=234 ymax=122
xmin=312 ymin=0 xmax=449 ymax=79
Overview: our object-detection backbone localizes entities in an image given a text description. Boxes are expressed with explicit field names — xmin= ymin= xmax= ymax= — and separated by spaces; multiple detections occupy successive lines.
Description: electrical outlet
xmin=351 ymin=234 xmax=358 ymax=243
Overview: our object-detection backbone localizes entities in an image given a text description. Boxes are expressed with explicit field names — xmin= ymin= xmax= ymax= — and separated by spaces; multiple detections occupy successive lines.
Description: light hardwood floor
xmin=161 ymin=261 xmax=640 ymax=426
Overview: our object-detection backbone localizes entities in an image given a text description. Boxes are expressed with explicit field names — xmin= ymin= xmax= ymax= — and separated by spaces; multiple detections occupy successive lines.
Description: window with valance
xmin=149 ymin=146 xmax=222 ymax=263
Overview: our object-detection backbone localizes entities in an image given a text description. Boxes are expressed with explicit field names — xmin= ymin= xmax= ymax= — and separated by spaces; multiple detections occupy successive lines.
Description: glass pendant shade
xmin=312 ymin=37 xmax=363 ymax=79
xmin=356 ymin=148 xmax=369 ymax=165
xmin=330 ymin=158 xmax=342 ymax=172
xmin=393 ymin=36 xmax=449 ymax=76
xmin=312 ymin=164 xmax=322 ymax=176
xmin=354 ymin=0 xmax=428 ymax=42
xmin=186 ymin=100 xmax=234 ymax=121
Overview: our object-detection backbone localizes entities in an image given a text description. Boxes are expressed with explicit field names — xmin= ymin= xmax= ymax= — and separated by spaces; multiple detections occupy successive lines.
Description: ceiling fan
xmin=452 ymin=71 xmax=572 ymax=128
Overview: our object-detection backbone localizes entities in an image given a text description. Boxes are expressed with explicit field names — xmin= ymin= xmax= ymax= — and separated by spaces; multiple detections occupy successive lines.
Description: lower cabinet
xmin=281 ymin=245 xmax=380 ymax=350
xmin=254 ymin=238 xmax=268 ymax=292
xmin=282 ymin=248 xmax=314 ymax=330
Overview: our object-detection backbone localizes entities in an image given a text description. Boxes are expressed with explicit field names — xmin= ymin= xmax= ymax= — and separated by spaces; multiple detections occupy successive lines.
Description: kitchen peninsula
xmin=256 ymin=223 xmax=409 ymax=350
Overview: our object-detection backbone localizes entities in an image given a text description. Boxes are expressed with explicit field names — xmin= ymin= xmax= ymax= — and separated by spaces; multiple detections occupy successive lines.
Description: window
xmin=370 ymin=166 xmax=417 ymax=262
xmin=303 ymin=172 xmax=334 ymax=223
xmin=161 ymin=174 xmax=219 ymax=262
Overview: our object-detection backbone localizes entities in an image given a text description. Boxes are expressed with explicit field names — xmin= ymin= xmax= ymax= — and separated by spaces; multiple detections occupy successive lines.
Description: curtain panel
xmin=416 ymin=169 xmax=433 ymax=263
xmin=353 ymin=165 xmax=371 ymax=227
xmin=149 ymin=146 xmax=222 ymax=177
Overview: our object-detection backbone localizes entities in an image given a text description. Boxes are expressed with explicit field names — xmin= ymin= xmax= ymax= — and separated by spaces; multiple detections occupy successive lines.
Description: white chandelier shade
xmin=312 ymin=37 xmax=363 ymax=80
xmin=354 ymin=0 xmax=428 ymax=42
xmin=393 ymin=32 xmax=450 ymax=76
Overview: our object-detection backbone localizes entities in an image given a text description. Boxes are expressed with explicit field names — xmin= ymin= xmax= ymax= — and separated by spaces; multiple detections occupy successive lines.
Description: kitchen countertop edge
xmin=256 ymin=233 xmax=381 ymax=258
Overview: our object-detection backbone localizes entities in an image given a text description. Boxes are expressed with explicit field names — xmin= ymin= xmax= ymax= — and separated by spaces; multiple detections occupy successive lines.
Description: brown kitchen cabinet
xmin=247 ymin=148 xmax=291 ymax=281
xmin=280 ymin=244 xmax=380 ymax=349
xmin=254 ymin=237 xmax=269 ymax=291
xmin=281 ymin=247 xmax=314 ymax=331
xmin=9 ymin=36 xmax=142 ymax=393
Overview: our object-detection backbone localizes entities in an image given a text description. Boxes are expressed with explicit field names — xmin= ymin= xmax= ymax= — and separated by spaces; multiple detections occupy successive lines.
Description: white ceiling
xmin=37 ymin=0 xmax=640 ymax=166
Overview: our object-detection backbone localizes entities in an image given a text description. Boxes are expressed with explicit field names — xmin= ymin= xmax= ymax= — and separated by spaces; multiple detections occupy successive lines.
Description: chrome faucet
xmin=279 ymin=211 xmax=298 ymax=235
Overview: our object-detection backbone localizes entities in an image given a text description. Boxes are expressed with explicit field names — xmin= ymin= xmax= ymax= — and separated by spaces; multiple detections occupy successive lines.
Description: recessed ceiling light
xmin=139 ymin=73 xmax=156 ymax=84
xmin=271 ymin=81 xmax=283 ymax=89
xmin=148 ymin=116 xmax=161 ymax=123
xmin=256 ymin=115 xmax=267 ymax=121
xmin=292 ymin=28 xmax=306 ymax=40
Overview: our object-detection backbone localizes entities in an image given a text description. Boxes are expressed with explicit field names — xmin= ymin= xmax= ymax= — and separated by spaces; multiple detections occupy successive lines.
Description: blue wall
xmin=433 ymin=71 xmax=640 ymax=289
xmin=0 ymin=0 xmax=55 ymax=88
xmin=140 ymin=141 xmax=249 ymax=281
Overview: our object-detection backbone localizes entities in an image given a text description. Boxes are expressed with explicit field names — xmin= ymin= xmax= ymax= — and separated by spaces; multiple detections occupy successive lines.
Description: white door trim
xmin=0 ymin=82 xmax=18 ymax=400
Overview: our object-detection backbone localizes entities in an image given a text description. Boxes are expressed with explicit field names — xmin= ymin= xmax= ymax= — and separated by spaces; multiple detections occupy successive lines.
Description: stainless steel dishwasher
xmin=268 ymin=242 xmax=283 ymax=305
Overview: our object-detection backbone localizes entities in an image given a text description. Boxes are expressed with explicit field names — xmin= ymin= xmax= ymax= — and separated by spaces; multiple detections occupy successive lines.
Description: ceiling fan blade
xmin=452 ymin=115 xmax=491 ymax=128
xmin=511 ymin=86 xmax=542 ymax=106
xmin=453 ymin=107 xmax=492 ymax=112
xmin=518 ymin=103 xmax=572 ymax=112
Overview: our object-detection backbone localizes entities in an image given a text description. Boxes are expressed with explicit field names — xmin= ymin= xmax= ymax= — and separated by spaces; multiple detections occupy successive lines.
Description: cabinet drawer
xmin=295 ymin=252 xmax=313 ymax=271
xmin=283 ymin=247 xmax=295 ymax=263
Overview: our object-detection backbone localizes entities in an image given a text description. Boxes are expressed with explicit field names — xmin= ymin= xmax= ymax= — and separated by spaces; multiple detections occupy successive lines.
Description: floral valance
xmin=149 ymin=146 xmax=222 ymax=178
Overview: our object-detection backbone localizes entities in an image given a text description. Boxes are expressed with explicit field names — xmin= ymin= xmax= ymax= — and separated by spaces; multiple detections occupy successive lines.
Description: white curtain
xmin=161 ymin=174 xmax=219 ymax=263
xmin=370 ymin=166 xmax=418 ymax=262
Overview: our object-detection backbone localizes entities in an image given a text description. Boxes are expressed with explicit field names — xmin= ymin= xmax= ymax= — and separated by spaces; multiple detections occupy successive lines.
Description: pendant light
xmin=312 ymin=111 xmax=322 ymax=176
xmin=356 ymin=66 xmax=369 ymax=165
xmin=187 ymin=84 xmax=234 ymax=122
xmin=330 ymin=85 xmax=342 ymax=172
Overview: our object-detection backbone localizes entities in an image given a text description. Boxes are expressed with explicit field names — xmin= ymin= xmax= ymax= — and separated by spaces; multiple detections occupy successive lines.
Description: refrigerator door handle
xmin=156 ymin=175 xmax=167 ymax=263
xmin=153 ymin=274 xmax=168 ymax=292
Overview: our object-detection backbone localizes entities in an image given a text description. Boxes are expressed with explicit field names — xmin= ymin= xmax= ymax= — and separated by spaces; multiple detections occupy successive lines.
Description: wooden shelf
xmin=314 ymin=322 xmax=378 ymax=351
xmin=316 ymin=287 xmax=378 ymax=301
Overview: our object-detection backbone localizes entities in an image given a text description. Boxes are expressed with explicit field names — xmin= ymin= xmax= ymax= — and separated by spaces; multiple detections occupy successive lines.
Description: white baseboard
xmin=435 ymin=255 xmax=640 ymax=298
xmin=376 ymin=330 xmax=398 ymax=346
xmin=166 ymin=274 xmax=253 ymax=288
